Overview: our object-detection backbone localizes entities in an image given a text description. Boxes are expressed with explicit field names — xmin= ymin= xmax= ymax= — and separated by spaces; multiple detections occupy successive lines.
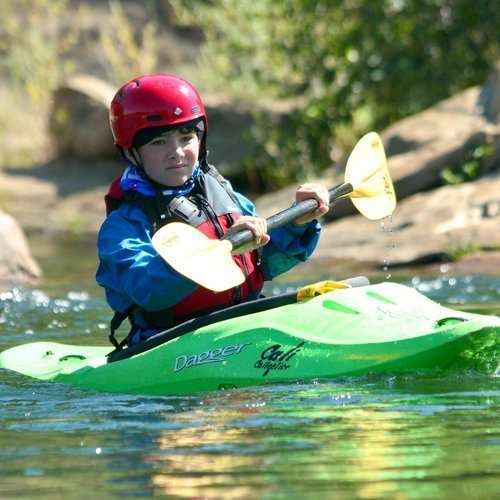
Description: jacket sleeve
xmin=232 ymin=191 xmax=321 ymax=280
xmin=96 ymin=207 xmax=198 ymax=313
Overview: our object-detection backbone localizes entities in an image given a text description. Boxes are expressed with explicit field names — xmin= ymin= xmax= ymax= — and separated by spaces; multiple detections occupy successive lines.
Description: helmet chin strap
xmin=119 ymin=147 xmax=139 ymax=167
xmin=128 ymin=148 xmax=143 ymax=168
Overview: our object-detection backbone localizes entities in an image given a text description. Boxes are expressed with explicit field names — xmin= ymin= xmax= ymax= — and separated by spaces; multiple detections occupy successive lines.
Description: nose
xmin=167 ymin=137 xmax=184 ymax=160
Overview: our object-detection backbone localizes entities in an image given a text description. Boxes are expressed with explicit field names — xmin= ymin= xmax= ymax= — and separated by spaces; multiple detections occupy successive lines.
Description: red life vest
xmin=104 ymin=174 xmax=124 ymax=215
xmin=104 ymin=167 xmax=265 ymax=334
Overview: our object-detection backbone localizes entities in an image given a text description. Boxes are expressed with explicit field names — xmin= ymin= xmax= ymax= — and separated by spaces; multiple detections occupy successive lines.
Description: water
xmin=1 ymin=236 xmax=499 ymax=499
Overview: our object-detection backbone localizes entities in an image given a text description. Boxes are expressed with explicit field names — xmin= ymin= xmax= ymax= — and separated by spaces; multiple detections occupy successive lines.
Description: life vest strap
xmin=108 ymin=308 xmax=133 ymax=351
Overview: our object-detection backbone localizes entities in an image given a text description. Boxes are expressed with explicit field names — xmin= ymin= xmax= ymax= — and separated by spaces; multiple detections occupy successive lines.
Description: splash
xmin=380 ymin=214 xmax=395 ymax=280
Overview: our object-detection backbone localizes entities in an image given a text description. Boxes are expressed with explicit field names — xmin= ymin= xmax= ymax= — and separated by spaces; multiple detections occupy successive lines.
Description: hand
xmin=294 ymin=182 xmax=330 ymax=225
xmin=225 ymin=215 xmax=270 ymax=253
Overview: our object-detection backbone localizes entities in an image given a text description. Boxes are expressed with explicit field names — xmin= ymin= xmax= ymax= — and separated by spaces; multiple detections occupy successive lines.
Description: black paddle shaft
xmin=226 ymin=182 xmax=353 ymax=250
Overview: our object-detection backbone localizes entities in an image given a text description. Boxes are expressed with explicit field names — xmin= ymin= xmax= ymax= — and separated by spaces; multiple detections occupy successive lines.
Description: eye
xmin=150 ymin=138 xmax=166 ymax=146
xmin=180 ymin=133 xmax=196 ymax=143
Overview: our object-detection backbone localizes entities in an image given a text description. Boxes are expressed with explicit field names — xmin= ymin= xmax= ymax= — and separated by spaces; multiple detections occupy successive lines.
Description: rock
xmin=203 ymin=96 xmax=257 ymax=178
xmin=254 ymin=172 xmax=338 ymax=219
xmin=0 ymin=210 xmax=42 ymax=288
xmin=313 ymin=171 xmax=500 ymax=268
xmin=255 ymin=84 xmax=500 ymax=222
xmin=381 ymin=86 xmax=500 ymax=200
xmin=47 ymin=76 xmax=260 ymax=177
xmin=0 ymin=171 xmax=58 ymax=233
xmin=0 ymin=160 xmax=119 ymax=235
xmin=49 ymin=74 xmax=116 ymax=160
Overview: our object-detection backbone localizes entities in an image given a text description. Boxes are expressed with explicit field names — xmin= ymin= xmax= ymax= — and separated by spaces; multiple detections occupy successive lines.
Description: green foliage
xmin=441 ymin=143 xmax=495 ymax=185
xmin=448 ymin=242 xmax=480 ymax=261
xmin=99 ymin=1 xmax=160 ymax=86
xmin=0 ymin=86 xmax=49 ymax=167
xmin=0 ymin=0 xmax=162 ymax=96
xmin=172 ymin=0 xmax=500 ymax=190
xmin=0 ymin=0 xmax=82 ymax=104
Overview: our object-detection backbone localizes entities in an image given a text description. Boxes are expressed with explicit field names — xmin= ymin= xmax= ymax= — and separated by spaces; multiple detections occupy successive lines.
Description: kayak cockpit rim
xmin=106 ymin=276 xmax=371 ymax=364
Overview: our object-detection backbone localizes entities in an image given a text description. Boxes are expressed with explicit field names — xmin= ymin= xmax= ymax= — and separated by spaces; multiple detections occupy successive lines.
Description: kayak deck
xmin=1 ymin=283 xmax=499 ymax=395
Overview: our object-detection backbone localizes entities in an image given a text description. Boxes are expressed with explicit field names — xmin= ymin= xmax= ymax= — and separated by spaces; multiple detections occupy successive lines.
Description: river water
xmin=1 ymin=236 xmax=499 ymax=499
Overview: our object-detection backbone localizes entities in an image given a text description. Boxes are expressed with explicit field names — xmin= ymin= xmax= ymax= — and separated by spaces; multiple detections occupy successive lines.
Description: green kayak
xmin=1 ymin=282 xmax=499 ymax=396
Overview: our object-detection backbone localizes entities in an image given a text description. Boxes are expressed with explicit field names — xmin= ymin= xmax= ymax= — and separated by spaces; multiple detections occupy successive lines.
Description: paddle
xmin=152 ymin=131 xmax=396 ymax=292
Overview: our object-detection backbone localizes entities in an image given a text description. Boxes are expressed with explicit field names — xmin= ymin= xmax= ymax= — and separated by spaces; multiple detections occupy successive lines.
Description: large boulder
xmin=203 ymin=95 xmax=256 ymax=178
xmin=48 ymin=75 xmax=258 ymax=178
xmin=49 ymin=74 xmax=116 ymax=159
xmin=380 ymin=86 xmax=500 ymax=201
xmin=0 ymin=210 xmax=42 ymax=288
xmin=314 ymin=171 xmax=500 ymax=268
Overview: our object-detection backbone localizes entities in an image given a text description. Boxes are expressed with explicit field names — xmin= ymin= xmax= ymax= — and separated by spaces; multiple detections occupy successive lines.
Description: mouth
xmin=166 ymin=164 xmax=189 ymax=170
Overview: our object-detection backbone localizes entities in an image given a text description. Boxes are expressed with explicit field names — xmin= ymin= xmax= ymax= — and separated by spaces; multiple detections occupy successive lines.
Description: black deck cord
xmin=106 ymin=276 xmax=370 ymax=364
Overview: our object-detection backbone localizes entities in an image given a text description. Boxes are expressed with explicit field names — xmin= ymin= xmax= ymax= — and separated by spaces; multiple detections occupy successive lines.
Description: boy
xmin=97 ymin=73 xmax=329 ymax=347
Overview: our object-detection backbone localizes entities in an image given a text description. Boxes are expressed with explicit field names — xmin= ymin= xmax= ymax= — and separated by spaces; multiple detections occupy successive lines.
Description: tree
xmin=172 ymin=0 xmax=500 ymax=190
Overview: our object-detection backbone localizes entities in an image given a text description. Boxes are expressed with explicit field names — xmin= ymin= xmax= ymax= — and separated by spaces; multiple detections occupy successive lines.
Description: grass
xmin=447 ymin=242 xmax=481 ymax=261
xmin=0 ymin=85 xmax=52 ymax=169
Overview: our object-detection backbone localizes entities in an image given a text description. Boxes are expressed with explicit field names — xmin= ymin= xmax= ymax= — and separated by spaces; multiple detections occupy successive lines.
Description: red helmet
xmin=109 ymin=74 xmax=208 ymax=152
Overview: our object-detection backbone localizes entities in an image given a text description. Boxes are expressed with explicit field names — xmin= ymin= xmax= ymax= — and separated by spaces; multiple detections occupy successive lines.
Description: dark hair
xmin=132 ymin=118 xmax=205 ymax=149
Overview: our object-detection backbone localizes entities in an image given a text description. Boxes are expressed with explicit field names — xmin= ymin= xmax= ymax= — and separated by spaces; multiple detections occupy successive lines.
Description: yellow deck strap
xmin=297 ymin=280 xmax=351 ymax=302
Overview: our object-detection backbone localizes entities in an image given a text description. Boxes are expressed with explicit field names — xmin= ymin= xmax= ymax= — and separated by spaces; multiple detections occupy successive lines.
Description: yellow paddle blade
xmin=152 ymin=223 xmax=245 ymax=292
xmin=345 ymin=132 xmax=396 ymax=220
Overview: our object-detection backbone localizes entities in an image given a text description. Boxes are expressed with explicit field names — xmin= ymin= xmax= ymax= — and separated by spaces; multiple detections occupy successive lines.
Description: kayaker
xmin=97 ymin=73 xmax=330 ymax=348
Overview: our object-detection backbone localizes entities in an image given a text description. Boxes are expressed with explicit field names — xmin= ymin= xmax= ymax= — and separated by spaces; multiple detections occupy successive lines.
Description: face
xmin=137 ymin=128 xmax=200 ymax=186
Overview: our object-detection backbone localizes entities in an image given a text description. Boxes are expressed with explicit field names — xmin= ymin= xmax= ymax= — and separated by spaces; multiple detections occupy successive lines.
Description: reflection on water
xmin=1 ymin=377 xmax=498 ymax=498
xmin=0 ymin=235 xmax=499 ymax=498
